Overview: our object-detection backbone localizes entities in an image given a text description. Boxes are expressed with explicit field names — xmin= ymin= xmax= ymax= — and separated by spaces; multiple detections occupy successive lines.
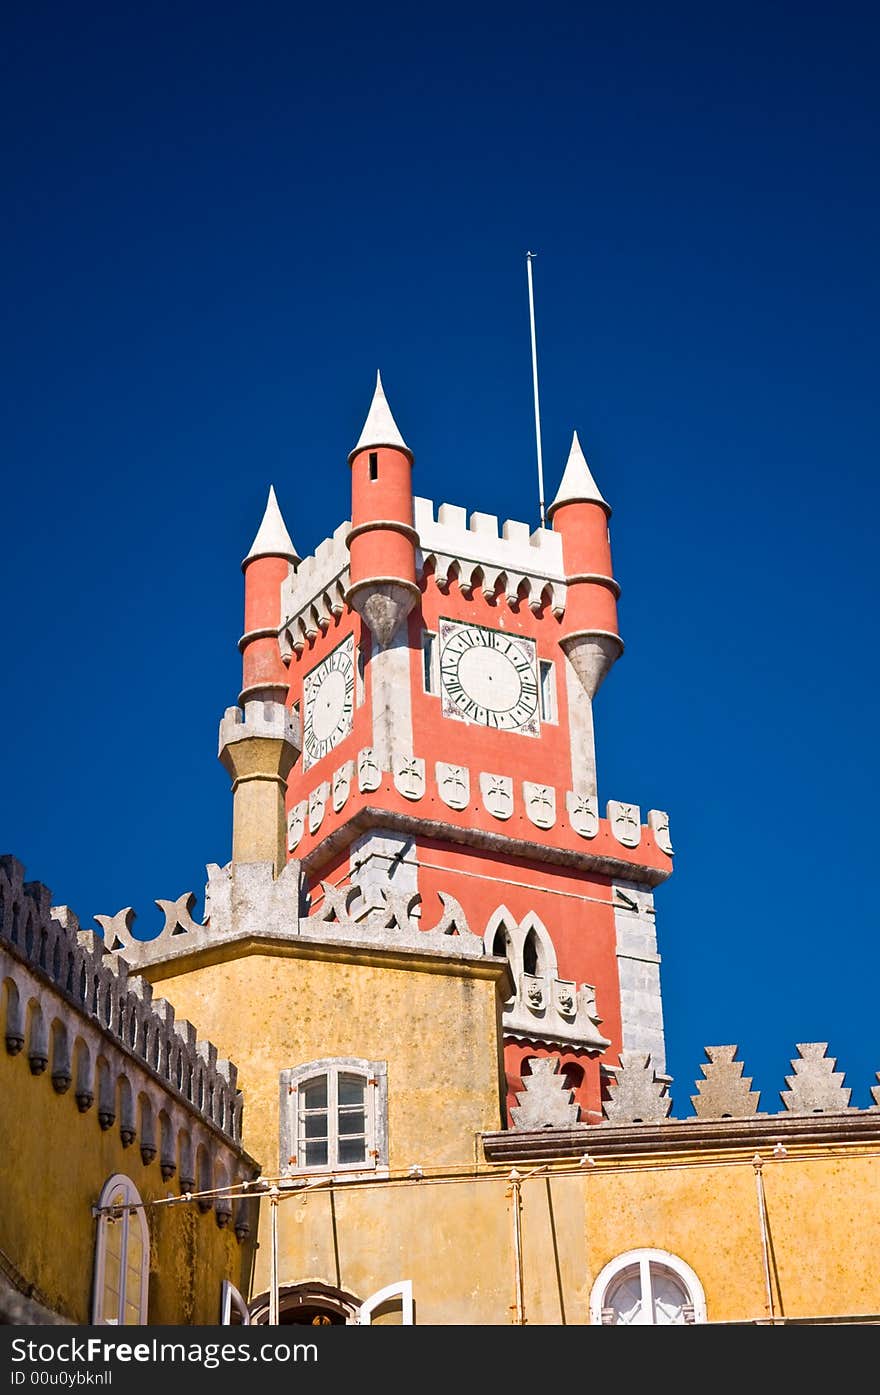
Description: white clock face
xmin=302 ymin=635 xmax=355 ymax=769
xmin=439 ymin=619 xmax=540 ymax=734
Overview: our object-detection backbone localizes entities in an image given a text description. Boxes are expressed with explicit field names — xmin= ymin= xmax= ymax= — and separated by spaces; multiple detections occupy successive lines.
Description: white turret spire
xmin=244 ymin=485 xmax=299 ymax=564
xmin=349 ymin=371 xmax=412 ymax=462
xmin=547 ymin=431 xmax=610 ymax=519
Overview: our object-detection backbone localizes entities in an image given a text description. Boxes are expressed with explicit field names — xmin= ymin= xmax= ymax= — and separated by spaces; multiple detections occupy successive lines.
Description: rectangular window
xmin=283 ymin=1059 xmax=388 ymax=1175
xmin=369 ymin=451 xmax=379 ymax=480
xmin=539 ymin=660 xmax=557 ymax=722
xmin=422 ymin=631 xmax=438 ymax=695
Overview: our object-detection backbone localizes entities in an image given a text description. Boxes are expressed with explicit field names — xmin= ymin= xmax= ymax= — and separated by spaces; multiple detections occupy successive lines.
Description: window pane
xmin=304 ymin=1140 xmax=328 ymax=1166
xmin=338 ymin=1109 xmax=365 ymax=1136
xmin=651 ymin=1268 xmax=689 ymax=1325
xmin=605 ymin=1268 xmax=644 ymax=1325
xmin=338 ymin=1136 xmax=367 ymax=1165
xmin=338 ymin=1075 xmax=365 ymax=1106
xmin=302 ymin=1078 xmax=327 ymax=1110
xmin=303 ymin=1112 xmax=328 ymax=1139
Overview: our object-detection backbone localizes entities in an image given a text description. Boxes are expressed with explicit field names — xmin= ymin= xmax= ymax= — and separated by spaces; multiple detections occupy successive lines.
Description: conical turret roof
xmin=243 ymin=485 xmax=299 ymax=566
xmin=349 ymin=371 xmax=412 ymax=462
xmin=547 ymin=431 xmax=610 ymax=518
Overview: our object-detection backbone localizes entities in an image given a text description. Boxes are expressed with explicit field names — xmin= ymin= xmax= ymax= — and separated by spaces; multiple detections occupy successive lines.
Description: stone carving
xmin=566 ymin=791 xmax=599 ymax=839
xmin=690 ymin=1046 xmax=761 ymax=1118
xmin=522 ymin=973 xmax=545 ymax=1010
xmin=780 ymin=1043 xmax=853 ymax=1113
xmin=480 ymin=773 xmax=513 ymax=820
xmin=436 ymin=762 xmax=470 ymax=811
xmin=554 ymin=979 xmax=577 ymax=1019
xmin=306 ymin=879 xmax=479 ymax=957
xmin=602 ymin=1050 xmax=672 ymax=1124
xmin=607 ymin=801 xmax=641 ymax=848
xmin=350 ymin=831 xmax=417 ymax=910
xmin=332 ymin=760 xmax=354 ymax=813
xmin=287 ymin=801 xmax=307 ymax=852
xmin=358 ymin=748 xmax=381 ymax=793
xmin=308 ymin=782 xmax=330 ymax=835
xmin=648 ymin=809 xmax=673 ymax=856
xmin=524 ymin=783 xmax=556 ymax=830
xmin=393 ymin=755 xmax=426 ymax=802
xmin=510 ymin=1058 xmax=583 ymax=1130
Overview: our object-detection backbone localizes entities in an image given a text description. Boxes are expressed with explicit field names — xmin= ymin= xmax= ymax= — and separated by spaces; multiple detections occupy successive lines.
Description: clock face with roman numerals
xmin=302 ymin=635 xmax=355 ymax=769
xmin=439 ymin=619 xmax=540 ymax=735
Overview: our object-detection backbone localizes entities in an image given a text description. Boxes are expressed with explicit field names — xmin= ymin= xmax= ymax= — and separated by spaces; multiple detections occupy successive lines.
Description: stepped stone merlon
xmin=602 ymin=1050 xmax=672 ymax=1124
xmin=691 ymin=1045 xmax=762 ymax=1118
xmin=218 ymin=701 xmax=301 ymax=872
xmin=511 ymin=1058 xmax=585 ymax=1130
xmin=780 ymin=1043 xmax=853 ymax=1114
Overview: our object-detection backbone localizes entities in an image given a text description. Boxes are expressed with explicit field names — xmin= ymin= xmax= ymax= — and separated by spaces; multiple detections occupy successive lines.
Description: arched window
xmin=590 ymin=1249 xmax=706 ymax=1325
xmin=91 ymin=1175 xmax=149 ymax=1325
xmin=280 ymin=1059 xmax=388 ymax=1176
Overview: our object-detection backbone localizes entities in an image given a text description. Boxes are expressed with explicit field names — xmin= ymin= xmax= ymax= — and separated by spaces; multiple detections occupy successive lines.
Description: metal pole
xmin=269 ymin=1186 xmax=280 ymax=1325
xmin=526 ymin=252 xmax=546 ymax=527
xmin=508 ymin=1172 xmax=525 ymax=1325
xmin=752 ymin=1156 xmax=775 ymax=1322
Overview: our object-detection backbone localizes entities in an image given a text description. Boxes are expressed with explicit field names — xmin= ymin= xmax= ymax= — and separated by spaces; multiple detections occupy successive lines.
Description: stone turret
xmin=547 ymin=432 xmax=623 ymax=698
xmin=218 ymin=701 xmax=300 ymax=873
xmin=240 ymin=485 xmax=298 ymax=705
xmin=346 ymin=373 xmax=420 ymax=646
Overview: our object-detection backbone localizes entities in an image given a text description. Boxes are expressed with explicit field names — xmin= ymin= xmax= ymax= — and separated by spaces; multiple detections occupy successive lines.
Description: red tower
xmin=243 ymin=379 xmax=672 ymax=1125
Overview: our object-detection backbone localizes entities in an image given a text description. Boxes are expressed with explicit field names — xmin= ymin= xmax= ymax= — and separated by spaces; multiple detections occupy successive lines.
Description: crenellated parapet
xmin=414 ymin=497 xmax=567 ymax=613
xmin=0 ymin=856 xmax=258 ymax=1222
xmin=278 ymin=521 xmax=350 ymax=659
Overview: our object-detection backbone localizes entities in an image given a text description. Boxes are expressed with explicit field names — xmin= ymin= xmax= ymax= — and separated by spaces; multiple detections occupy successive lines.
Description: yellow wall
xmin=0 ymin=1045 xmax=253 ymax=1325
xmin=146 ymin=942 xmax=508 ymax=1303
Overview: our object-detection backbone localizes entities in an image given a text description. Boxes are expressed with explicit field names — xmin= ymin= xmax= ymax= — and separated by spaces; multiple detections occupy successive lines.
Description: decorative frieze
xmin=332 ymin=760 xmax=354 ymax=813
xmin=566 ymin=791 xmax=599 ymax=839
xmin=393 ymin=755 xmax=426 ymax=802
xmin=648 ymin=809 xmax=673 ymax=855
xmin=358 ymin=747 xmax=381 ymax=793
xmin=287 ymin=801 xmax=307 ymax=851
xmin=480 ymin=773 xmax=514 ymax=820
xmin=523 ymin=783 xmax=556 ymax=830
xmin=436 ymin=762 xmax=470 ymax=811
xmin=308 ymin=781 xmax=329 ymax=834
xmin=278 ymin=521 xmax=350 ymax=659
xmin=608 ymin=801 xmax=641 ymax=848
xmin=307 ymin=879 xmax=480 ymax=957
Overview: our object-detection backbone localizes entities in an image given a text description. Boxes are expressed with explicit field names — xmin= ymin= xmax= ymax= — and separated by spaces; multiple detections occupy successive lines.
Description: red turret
xmin=240 ymin=485 xmax=299 ymax=703
xmin=547 ymin=432 xmax=623 ymax=697
xmin=346 ymin=372 xmax=420 ymax=646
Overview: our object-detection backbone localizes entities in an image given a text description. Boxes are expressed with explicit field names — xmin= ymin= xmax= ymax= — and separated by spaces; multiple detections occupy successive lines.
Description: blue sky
xmin=3 ymin=2 xmax=878 ymax=1112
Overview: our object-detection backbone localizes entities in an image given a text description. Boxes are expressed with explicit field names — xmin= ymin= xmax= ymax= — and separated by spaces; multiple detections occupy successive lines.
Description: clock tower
xmin=229 ymin=374 xmax=673 ymax=1126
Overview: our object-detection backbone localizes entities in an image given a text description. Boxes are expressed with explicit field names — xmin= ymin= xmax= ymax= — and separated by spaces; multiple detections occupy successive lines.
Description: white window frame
xmin=91 ymin=1174 xmax=150 ymax=1325
xmin=220 ymin=1279 xmax=251 ymax=1325
xmin=357 ymin=1280 xmax=414 ymax=1325
xmin=280 ymin=1058 xmax=388 ymax=1178
xmin=589 ymin=1248 xmax=707 ymax=1325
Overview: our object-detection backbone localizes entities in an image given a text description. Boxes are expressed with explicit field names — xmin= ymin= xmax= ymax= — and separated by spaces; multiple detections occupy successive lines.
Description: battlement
xmin=0 ymin=855 xmax=245 ymax=1151
xmin=279 ymin=521 xmax=350 ymax=657
xmin=218 ymin=699 xmax=299 ymax=753
xmin=414 ymin=496 xmax=567 ymax=611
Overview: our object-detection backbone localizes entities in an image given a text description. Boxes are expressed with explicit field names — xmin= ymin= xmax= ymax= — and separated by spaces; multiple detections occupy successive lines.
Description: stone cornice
xmin=481 ymin=1110 xmax=880 ymax=1164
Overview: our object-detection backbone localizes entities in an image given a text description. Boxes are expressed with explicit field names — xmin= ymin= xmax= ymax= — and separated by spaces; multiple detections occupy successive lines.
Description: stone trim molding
xmin=345 ymin=519 xmax=420 ymax=547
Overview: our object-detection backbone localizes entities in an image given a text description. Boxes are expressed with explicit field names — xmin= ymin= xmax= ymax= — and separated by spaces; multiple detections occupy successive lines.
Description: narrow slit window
xmin=368 ymin=452 xmax=379 ymax=481
xmin=356 ymin=641 xmax=367 ymax=707
xmin=539 ymin=660 xmax=557 ymax=722
xmin=422 ymin=631 xmax=438 ymax=695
